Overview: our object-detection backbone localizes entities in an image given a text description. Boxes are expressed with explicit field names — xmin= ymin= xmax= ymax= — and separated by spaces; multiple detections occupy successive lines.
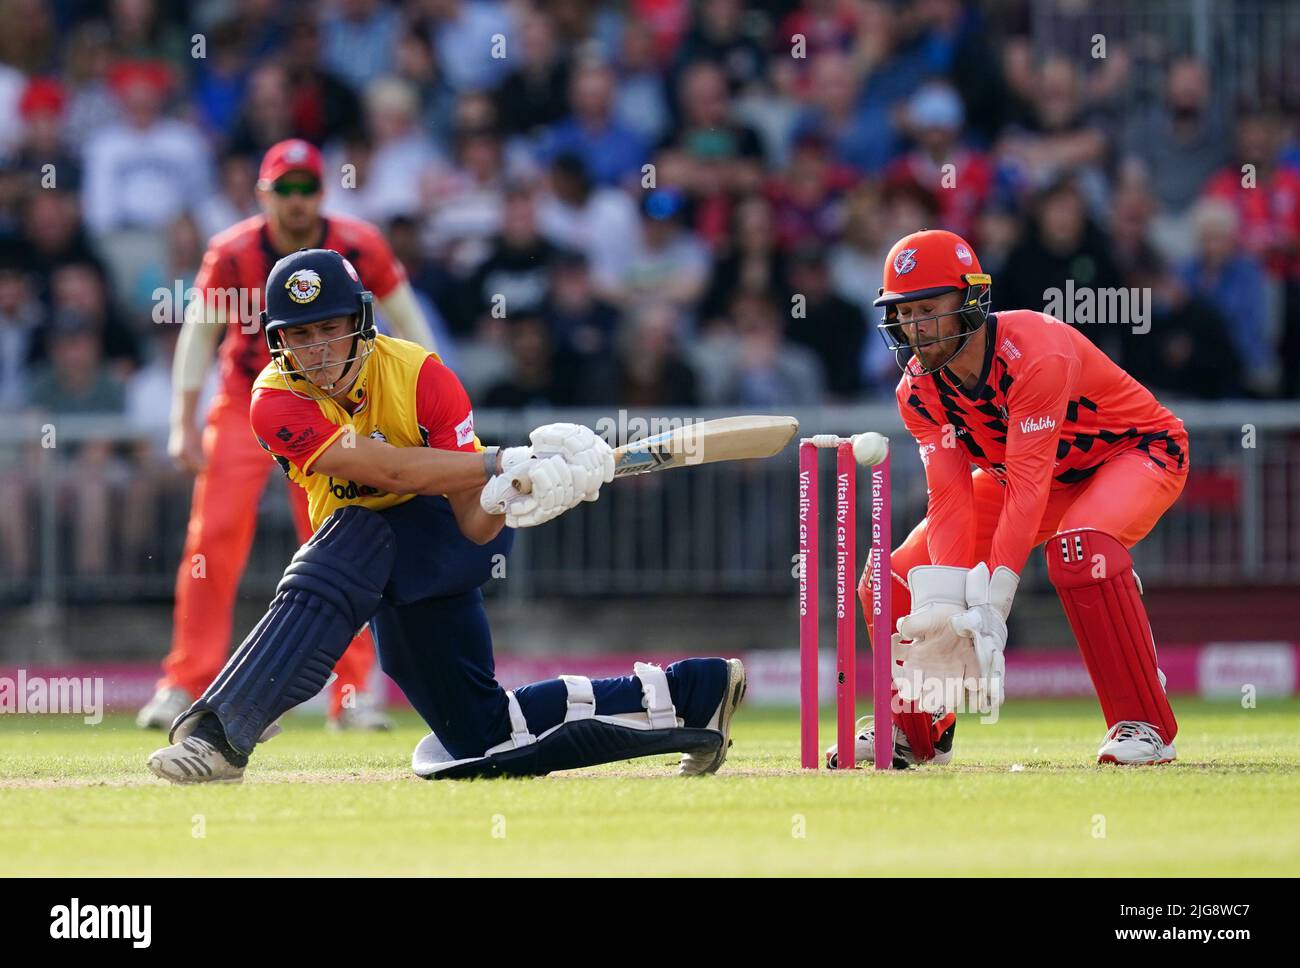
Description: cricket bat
xmin=511 ymin=416 xmax=799 ymax=493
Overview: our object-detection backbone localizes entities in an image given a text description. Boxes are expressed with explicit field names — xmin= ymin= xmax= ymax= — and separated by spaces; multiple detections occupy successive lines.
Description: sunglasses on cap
xmin=270 ymin=177 xmax=321 ymax=197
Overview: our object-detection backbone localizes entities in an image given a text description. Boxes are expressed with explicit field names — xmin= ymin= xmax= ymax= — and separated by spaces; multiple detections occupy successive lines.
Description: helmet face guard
xmin=876 ymin=273 xmax=991 ymax=374
xmin=262 ymin=291 xmax=376 ymax=402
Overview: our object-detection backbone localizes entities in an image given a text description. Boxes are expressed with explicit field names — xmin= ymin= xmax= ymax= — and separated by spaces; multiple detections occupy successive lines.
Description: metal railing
xmin=1031 ymin=0 xmax=1300 ymax=109
xmin=0 ymin=404 xmax=1296 ymax=610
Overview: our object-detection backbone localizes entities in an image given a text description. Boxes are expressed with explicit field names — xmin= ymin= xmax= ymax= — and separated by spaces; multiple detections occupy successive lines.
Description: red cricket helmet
xmin=874 ymin=229 xmax=992 ymax=374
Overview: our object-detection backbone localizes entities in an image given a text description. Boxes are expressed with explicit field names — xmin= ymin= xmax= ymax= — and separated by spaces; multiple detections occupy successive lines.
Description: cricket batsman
xmin=146 ymin=248 xmax=746 ymax=783
xmin=830 ymin=229 xmax=1188 ymax=768
xmin=138 ymin=139 xmax=438 ymax=732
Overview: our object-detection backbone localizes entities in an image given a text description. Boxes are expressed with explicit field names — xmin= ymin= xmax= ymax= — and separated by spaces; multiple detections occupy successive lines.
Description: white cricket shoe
xmin=147 ymin=735 xmax=245 ymax=784
xmin=1097 ymin=721 xmax=1176 ymax=765
xmin=679 ymin=658 xmax=746 ymax=776
xmin=826 ymin=714 xmax=957 ymax=769
xmin=328 ymin=692 xmax=394 ymax=732
xmin=135 ymin=686 xmax=193 ymax=730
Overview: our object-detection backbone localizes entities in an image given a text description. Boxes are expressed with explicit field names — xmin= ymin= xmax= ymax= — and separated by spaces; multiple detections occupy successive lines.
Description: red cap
xmin=258 ymin=139 xmax=323 ymax=187
xmin=20 ymin=77 xmax=66 ymax=119
xmin=107 ymin=60 xmax=173 ymax=99
xmin=875 ymin=229 xmax=986 ymax=307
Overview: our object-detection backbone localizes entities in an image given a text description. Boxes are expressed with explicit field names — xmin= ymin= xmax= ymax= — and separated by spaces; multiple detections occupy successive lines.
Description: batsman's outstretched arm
xmin=311 ymin=431 xmax=493 ymax=499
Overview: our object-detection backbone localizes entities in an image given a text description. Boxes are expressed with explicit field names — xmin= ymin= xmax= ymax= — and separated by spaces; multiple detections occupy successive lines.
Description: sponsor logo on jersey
xmin=456 ymin=411 xmax=475 ymax=447
xmin=1019 ymin=415 xmax=1057 ymax=434
xmin=893 ymin=247 xmax=918 ymax=276
xmin=285 ymin=268 xmax=322 ymax=304
xmin=998 ymin=337 xmax=1021 ymax=361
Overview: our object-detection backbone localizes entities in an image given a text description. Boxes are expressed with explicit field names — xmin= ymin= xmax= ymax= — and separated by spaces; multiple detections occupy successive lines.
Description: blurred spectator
xmin=26 ymin=310 xmax=125 ymax=577
xmin=82 ymin=61 xmax=210 ymax=236
xmin=998 ymin=176 xmax=1125 ymax=355
xmin=995 ymin=55 xmax=1108 ymax=209
xmin=22 ymin=188 xmax=109 ymax=295
xmin=544 ymin=249 xmax=620 ymax=360
xmin=196 ymin=153 xmax=259 ymax=241
xmin=764 ymin=131 xmax=856 ymax=250
xmin=360 ymin=76 xmax=443 ymax=220
xmin=886 ymin=81 xmax=993 ymax=241
xmin=701 ymin=193 xmax=787 ymax=324
xmin=733 ymin=55 xmax=803 ymax=170
xmin=0 ymin=241 xmax=41 ymax=410
xmin=663 ymin=59 xmax=764 ymax=223
xmin=1179 ymin=198 xmax=1275 ymax=395
xmin=227 ymin=63 xmax=296 ymax=157
xmin=773 ymin=0 xmax=859 ymax=64
xmin=495 ymin=7 xmax=572 ymax=138
xmin=784 ymin=242 xmax=867 ymax=400
xmin=0 ymin=0 xmax=54 ymax=77
xmin=283 ymin=13 xmax=365 ymax=147
xmin=322 ymin=0 xmax=402 ymax=92
xmin=671 ymin=0 xmax=767 ymax=94
xmin=482 ymin=314 xmax=584 ymax=407
xmin=1124 ymin=256 xmax=1244 ymax=400
xmin=536 ymin=153 xmax=641 ymax=302
xmin=193 ymin=19 xmax=252 ymax=135
xmin=715 ymin=290 xmax=824 ymax=406
xmin=1122 ymin=58 xmax=1231 ymax=216
xmin=108 ymin=0 xmax=191 ymax=68
xmin=422 ymin=124 xmax=507 ymax=272
xmin=828 ymin=183 xmax=897 ymax=394
xmin=37 ymin=262 xmax=142 ymax=377
xmin=425 ymin=0 xmax=517 ymax=94
xmin=535 ymin=56 xmax=649 ymax=188
xmin=614 ymin=18 xmax=672 ymax=146
xmin=614 ymin=302 xmax=698 ymax=407
xmin=622 ymin=188 xmax=710 ymax=314
xmin=460 ymin=184 xmax=559 ymax=334
xmin=1202 ymin=110 xmax=1300 ymax=280
xmin=128 ymin=212 xmax=203 ymax=318
xmin=16 ymin=77 xmax=80 ymax=187
xmin=61 ymin=21 xmax=119 ymax=146
xmin=795 ymin=51 xmax=892 ymax=174
xmin=381 ymin=214 xmax=458 ymax=363
xmin=393 ymin=29 xmax=456 ymax=148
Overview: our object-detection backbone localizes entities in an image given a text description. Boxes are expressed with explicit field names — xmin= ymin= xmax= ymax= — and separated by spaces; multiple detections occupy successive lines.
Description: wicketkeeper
xmin=147 ymin=248 xmax=745 ymax=783
xmin=830 ymin=229 xmax=1188 ymax=768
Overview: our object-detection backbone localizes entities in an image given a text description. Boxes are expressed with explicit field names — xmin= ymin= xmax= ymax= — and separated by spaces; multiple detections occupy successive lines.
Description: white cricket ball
xmin=851 ymin=431 xmax=889 ymax=467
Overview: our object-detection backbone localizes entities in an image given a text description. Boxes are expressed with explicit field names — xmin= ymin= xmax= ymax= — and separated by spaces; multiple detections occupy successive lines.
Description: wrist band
xmin=483 ymin=446 xmax=499 ymax=479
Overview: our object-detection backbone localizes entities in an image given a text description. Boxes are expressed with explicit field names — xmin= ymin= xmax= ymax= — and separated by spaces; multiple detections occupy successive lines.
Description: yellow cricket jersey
xmin=250 ymin=334 xmax=482 ymax=531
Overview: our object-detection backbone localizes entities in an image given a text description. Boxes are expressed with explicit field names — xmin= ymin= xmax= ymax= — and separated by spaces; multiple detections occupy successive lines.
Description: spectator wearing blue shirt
xmin=321 ymin=0 xmax=401 ymax=93
xmin=1179 ymin=198 xmax=1278 ymax=395
xmin=535 ymin=57 xmax=649 ymax=188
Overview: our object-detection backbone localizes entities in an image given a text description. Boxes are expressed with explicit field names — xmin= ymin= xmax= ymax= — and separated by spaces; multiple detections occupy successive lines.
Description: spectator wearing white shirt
xmin=536 ymin=153 xmax=641 ymax=303
xmin=81 ymin=61 xmax=211 ymax=237
xmin=361 ymin=77 xmax=443 ymax=221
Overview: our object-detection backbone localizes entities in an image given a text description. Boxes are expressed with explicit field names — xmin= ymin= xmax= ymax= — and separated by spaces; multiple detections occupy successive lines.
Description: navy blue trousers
xmin=371 ymin=496 xmax=724 ymax=759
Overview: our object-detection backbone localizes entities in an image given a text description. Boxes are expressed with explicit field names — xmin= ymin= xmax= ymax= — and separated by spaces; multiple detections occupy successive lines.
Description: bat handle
xmin=508 ymin=466 xmax=532 ymax=495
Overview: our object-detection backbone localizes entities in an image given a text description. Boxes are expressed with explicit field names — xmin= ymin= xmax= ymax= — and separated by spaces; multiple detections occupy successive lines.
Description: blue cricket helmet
xmin=260 ymin=248 xmax=376 ymax=398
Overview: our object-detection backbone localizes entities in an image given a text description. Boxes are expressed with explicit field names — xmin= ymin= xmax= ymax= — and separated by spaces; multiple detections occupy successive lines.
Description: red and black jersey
xmin=897 ymin=309 xmax=1187 ymax=574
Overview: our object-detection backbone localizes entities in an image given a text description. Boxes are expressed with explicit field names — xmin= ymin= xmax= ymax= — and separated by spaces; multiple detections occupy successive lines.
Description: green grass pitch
xmin=2 ymin=698 xmax=1297 ymax=876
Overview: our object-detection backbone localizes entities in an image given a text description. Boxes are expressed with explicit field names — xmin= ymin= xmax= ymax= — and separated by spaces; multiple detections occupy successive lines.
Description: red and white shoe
xmin=1097 ymin=721 xmax=1176 ymax=765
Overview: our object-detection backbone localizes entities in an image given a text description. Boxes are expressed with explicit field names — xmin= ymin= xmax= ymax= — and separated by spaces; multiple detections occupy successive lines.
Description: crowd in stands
xmin=2 ymin=0 xmax=1299 ymax=448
